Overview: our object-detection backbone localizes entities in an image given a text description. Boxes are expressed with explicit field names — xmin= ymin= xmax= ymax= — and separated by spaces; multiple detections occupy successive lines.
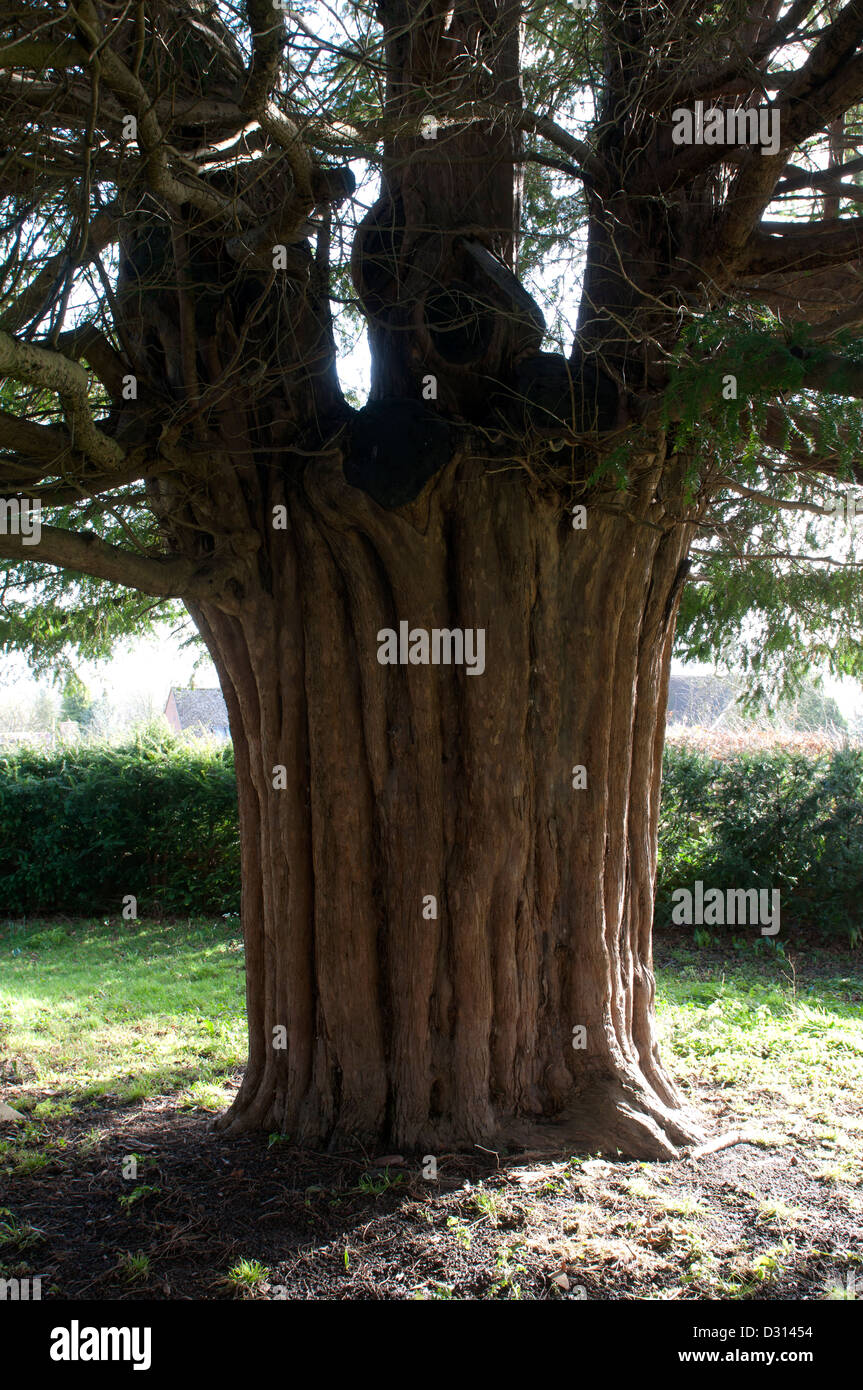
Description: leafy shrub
xmin=1 ymin=736 xmax=861 ymax=938
xmin=657 ymin=744 xmax=863 ymax=943
xmin=0 ymin=736 xmax=239 ymax=916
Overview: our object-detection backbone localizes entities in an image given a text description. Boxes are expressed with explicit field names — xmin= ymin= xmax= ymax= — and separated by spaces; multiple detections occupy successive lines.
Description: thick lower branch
xmin=0 ymin=522 xmax=241 ymax=600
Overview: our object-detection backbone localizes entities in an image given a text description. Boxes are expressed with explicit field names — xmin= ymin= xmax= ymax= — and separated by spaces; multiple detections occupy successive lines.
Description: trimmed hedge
xmin=657 ymin=744 xmax=863 ymax=943
xmin=1 ymin=738 xmax=862 ymax=940
xmin=0 ymin=739 xmax=239 ymax=916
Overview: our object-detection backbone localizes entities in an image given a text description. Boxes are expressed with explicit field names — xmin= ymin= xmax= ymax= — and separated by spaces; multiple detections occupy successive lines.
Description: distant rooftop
xmin=165 ymin=687 xmax=230 ymax=739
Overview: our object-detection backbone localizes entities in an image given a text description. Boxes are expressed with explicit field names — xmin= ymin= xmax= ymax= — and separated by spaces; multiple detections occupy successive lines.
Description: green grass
xmin=655 ymin=942 xmax=863 ymax=1160
xmin=117 ymin=1250 xmax=151 ymax=1283
xmin=225 ymin=1258 xmax=271 ymax=1295
xmin=0 ymin=916 xmax=245 ymax=1111
xmin=0 ymin=1207 xmax=44 ymax=1252
xmin=0 ymin=919 xmax=860 ymax=1300
xmin=0 ymin=919 xmax=860 ymax=1173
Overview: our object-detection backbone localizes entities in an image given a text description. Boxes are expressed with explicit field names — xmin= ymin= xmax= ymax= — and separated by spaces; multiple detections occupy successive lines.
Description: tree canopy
xmin=3 ymin=2 xmax=863 ymax=685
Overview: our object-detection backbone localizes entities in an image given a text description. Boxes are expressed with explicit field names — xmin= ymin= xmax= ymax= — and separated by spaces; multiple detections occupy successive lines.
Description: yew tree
xmin=3 ymin=0 xmax=863 ymax=1157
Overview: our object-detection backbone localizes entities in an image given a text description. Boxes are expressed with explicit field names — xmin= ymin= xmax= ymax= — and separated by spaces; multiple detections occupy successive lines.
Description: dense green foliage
xmin=0 ymin=739 xmax=239 ymax=916
xmin=58 ymin=673 xmax=94 ymax=728
xmin=1 ymin=737 xmax=862 ymax=941
xmin=658 ymin=745 xmax=863 ymax=946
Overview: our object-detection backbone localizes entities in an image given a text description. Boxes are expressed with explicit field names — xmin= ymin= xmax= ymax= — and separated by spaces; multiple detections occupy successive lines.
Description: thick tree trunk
xmin=191 ymin=447 xmax=704 ymax=1159
xmin=110 ymin=0 xmax=705 ymax=1159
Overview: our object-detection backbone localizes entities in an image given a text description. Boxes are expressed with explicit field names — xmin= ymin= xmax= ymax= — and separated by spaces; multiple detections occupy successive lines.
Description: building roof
xmin=167 ymin=687 xmax=230 ymax=735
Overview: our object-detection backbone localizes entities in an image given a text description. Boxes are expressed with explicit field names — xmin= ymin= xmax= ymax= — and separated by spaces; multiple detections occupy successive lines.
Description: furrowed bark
xmin=190 ymin=446 xmax=702 ymax=1158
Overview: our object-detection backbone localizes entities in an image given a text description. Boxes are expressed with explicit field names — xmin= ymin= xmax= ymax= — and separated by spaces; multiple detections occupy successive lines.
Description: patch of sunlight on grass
xmin=179 ymin=1081 xmax=234 ymax=1112
xmin=757 ymin=1200 xmax=804 ymax=1226
xmin=0 ymin=917 xmax=246 ymax=1106
xmin=654 ymin=947 xmax=863 ymax=1184
xmin=625 ymin=1177 xmax=655 ymax=1200
xmin=657 ymin=957 xmax=863 ymax=1123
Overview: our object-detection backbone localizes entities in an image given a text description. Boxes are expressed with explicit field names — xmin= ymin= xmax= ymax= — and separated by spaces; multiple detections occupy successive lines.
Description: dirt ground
xmin=2 ymin=935 xmax=860 ymax=1301
xmin=1 ymin=1082 xmax=859 ymax=1301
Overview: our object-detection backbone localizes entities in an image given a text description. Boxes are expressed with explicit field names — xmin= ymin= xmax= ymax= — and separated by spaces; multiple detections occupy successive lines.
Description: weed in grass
xmin=118 ymin=1251 xmax=150 ymax=1283
xmin=117 ymin=1184 xmax=160 ymax=1210
xmin=756 ymin=1200 xmax=803 ymax=1226
xmin=446 ymin=1215 xmax=472 ymax=1249
xmin=226 ymin=1258 xmax=270 ymax=1295
xmin=180 ymin=1081 xmax=230 ymax=1112
xmin=122 ymin=1152 xmax=157 ymax=1176
xmin=626 ymin=1177 xmax=655 ymax=1200
xmin=682 ymin=1250 xmax=720 ymax=1289
xmin=535 ymin=1176 xmax=566 ymax=1196
xmin=744 ymin=1128 xmax=789 ymax=1148
xmin=471 ymin=1189 xmax=508 ymax=1226
xmin=75 ymin=1123 xmax=102 ymax=1156
xmin=488 ymin=1243 xmax=528 ymax=1300
xmin=7 ymin=1148 xmax=51 ymax=1176
xmin=822 ymin=1270 xmax=857 ymax=1300
xmin=32 ymin=1098 xmax=73 ymax=1120
xmin=678 ymin=1226 xmax=711 ymax=1270
xmin=355 ymin=1170 xmax=403 ymax=1196
xmin=815 ymin=1162 xmax=849 ymax=1184
xmin=660 ymin=1192 xmax=705 ymax=1217
xmin=738 ymin=1240 xmax=794 ymax=1291
xmin=0 ymin=1208 xmax=44 ymax=1252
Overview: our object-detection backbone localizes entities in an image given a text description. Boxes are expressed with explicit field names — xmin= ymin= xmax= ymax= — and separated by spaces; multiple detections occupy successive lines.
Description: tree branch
xmin=0 ymin=523 xmax=239 ymax=601
xmin=0 ymin=410 xmax=75 ymax=464
xmin=243 ymin=0 xmax=286 ymax=115
xmin=0 ymin=202 xmax=120 ymax=335
xmin=651 ymin=0 xmax=819 ymax=105
xmin=716 ymin=475 xmax=838 ymax=515
xmin=0 ymin=38 xmax=89 ymax=70
xmin=0 ymin=330 xmax=124 ymax=469
xmin=56 ymin=323 xmax=129 ymax=398
xmin=744 ymin=217 xmax=863 ymax=274
xmin=517 ymin=111 xmax=605 ymax=187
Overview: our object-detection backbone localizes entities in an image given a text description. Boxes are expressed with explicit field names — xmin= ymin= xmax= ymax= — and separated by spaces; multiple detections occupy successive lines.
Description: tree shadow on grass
xmin=0 ymin=1093 xmax=511 ymax=1300
xmin=3 ymin=1088 xmax=862 ymax=1300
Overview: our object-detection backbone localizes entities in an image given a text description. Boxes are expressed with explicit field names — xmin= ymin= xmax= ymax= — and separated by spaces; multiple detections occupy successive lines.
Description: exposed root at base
xmin=213 ymin=1077 xmax=706 ymax=1161
xmin=497 ymin=1080 xmax=706 ymax=1161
